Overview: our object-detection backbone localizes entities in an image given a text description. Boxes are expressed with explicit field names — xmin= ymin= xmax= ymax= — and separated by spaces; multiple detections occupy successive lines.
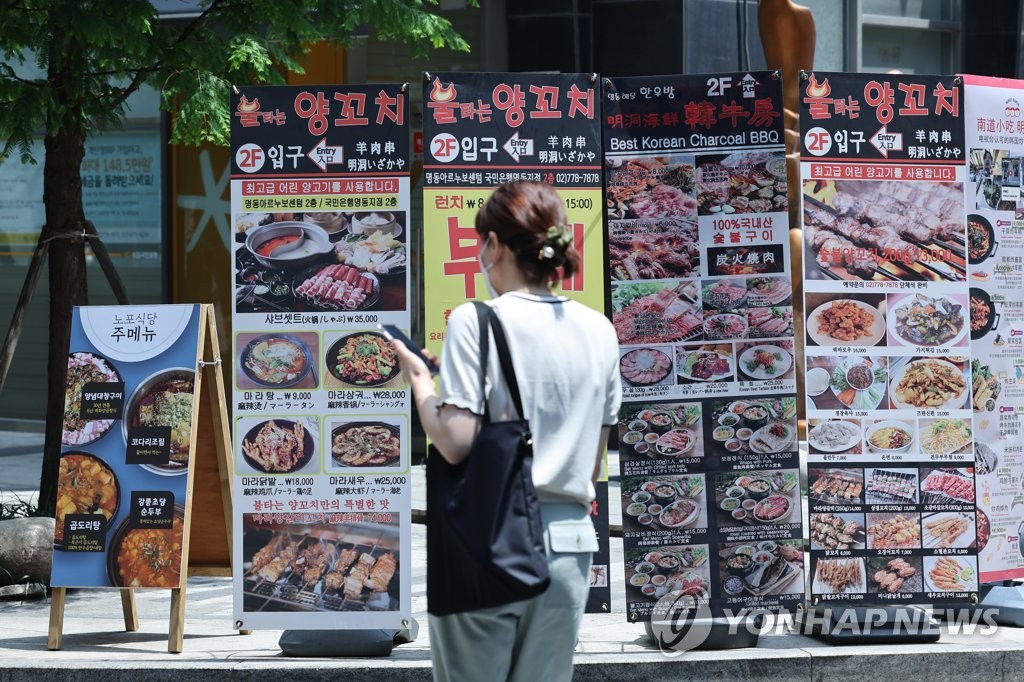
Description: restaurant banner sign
xmin=51 ymin=304 xmax=201 ymax=588
xmin=604 ymin=71 xmax=804 ymax=621
xmin=962 ymin=75 xmax=1024 ymax=583
xmin=421 ymin=71 xmax=613 ymax=611
xmin=230 ymin=84 xmax=412 ymax=630
xmin=799 ymin=72 xmax=978 ymax=604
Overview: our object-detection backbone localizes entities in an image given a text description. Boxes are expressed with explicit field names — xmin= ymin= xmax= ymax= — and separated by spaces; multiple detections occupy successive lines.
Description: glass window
xmin=854 ymin=0 xmax=961 ymax=74
xmin=862 ymin=0 xmax=959 ymax=22
xmin=862 ymin=25 xmax=954 ymax=74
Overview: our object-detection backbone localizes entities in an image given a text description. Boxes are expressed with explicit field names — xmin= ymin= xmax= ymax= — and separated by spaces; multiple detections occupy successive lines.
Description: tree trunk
xmin=38 ymin=128 xmax=87 ymax=517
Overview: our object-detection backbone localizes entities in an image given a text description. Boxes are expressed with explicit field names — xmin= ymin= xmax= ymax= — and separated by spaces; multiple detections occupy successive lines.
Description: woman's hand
xmin=390 ymin=340 xmax=478 ymax=464
xmin=391 ymin=340 xmax=439 ymax=388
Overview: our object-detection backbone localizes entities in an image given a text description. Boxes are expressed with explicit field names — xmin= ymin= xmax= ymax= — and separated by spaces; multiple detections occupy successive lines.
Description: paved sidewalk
xmin=4 ymin=526 xmax=1024 ymax=681
xmin=6 ymin=437 xmax=1024 ymax=680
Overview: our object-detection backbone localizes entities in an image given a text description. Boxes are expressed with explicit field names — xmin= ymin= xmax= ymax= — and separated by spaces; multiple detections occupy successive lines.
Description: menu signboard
xmin=963 ymin=75 xmax=1024 ymax=583
xmin=604 ymin=72 xmax=803 ymax=621
xmin=421 ymin=72 xmax=612 ymax=611
xmin=799 ymin=72 xmax=978 ymax=604
xmin=230 ymin=85 xmax=412 ymax=630
xmin=51 ymin=304 xmax=201 ymax=588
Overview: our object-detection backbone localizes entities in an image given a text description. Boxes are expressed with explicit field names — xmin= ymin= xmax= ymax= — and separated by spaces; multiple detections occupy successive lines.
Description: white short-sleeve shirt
xmin=440 ymin=292 xmax=622 ymax=506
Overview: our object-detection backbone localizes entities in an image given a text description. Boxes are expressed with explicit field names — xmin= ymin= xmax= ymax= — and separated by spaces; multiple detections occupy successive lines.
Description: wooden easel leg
xmin=47 ymin=587 xmax=67 ymax=650
xmin=120 ymin=589 xmax=139 ymax=631
xmin=168 ymin=585 xmax=186 ymax=653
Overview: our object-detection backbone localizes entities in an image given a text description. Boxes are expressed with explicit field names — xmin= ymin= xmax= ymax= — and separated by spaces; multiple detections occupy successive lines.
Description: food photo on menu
xmin=675 ymin=343 xmax=734 ymax=384
xmin=919 ymin=467 xmax=976 ymax=505
xmin=714 ymin=469 xmax=800 ymax=529
xmin=327 ymin=419 xmax=403 ymax=470
xmin=864 ymin=467 xmax=920 ymax=505
xmin=809 ymin=512 xmax=865 ymax=551
xmin=807 ymin=418 xmax=861 ymax=456
xmin=701 ymin=278 xmax=747 ymax=314
xmin=54 ymin=451 xmax=119 ymax=547
xmin=969 ymin=286 xmax=999 ymax=342
xmin=812 ymin=556 xmax=867 ymax=596
xmin=619 ymin=345 xmax=675 ymax=389
xmin=746 ymin=305 xmax=794 ymax=340
xmin=808 ymin=467 xmax=864 ymax=506
xmin=124 ymin=367 xmax=195 ymax=474
xmin=236 ymin=332 xmax=319 ymax=389
xmin=735 ymin=340 xmax=795 ymax=383
xmin=965 ymin=214 xmax=999 ymax=268
xmin=863 ymin=419 xmax=917 ymax=457
xmin=621 ymin=475 xmax=707 ymax=535
xmin=868 ymin=555 xmax=923 ymax=595
xmin=916 ymin=418 xmax=973 ymax=458
xmin=700 ymin=279 xmax=752 ymax=349
xmin=611 ymin=281 xmax=704 ymax=345
xmin=608 ymin=217 xmax=700 ymax=281
xmin=746 ymin=276 xmax=792 ymax=307
xmin=866 ymin=512 xmax=922 ymax=550
xmin=718 ymin=539 xmax=804 ymax=600
xmin=617 ymin=402 xmax=703 ymax=465
xmin=606 ymin=154 xmax=697 ymax=221
xmin=704 ymin=396 xmax=798 ymax=457
xmin=237 ymin=416 xmax=319 ymax=475
xmin=242 ymin=514 xmax=400 ymax=613
xmin=922 ymin=510 xmax=978 ymax=550
xmin=624 ymin=545 xmax=709 ymax=605
xmin=924 ymin=555 xmax=979 ymax=594
xmin=805 ymin=292 xmax=887 ymax=348
xmin=974 ymin=441 xmax=999 ymax=477
xmin=971 ymin=358 xmax=1002 ymax=412
xmin=323 ymin=329 xmax=404 ymax=390
xmin=885 ymin=292 xmax=969 ymax=349
xmin=802 ymin=179 xmax=967 ymax=283
xmin=695 ymin=150 xmax=788 ymax=215
xmin=109 ymin=506 xmax=186 ymax=588
xmin=805 ymin=354 xmax=888 ymax=411
xmin=234 ymin=210 xmax=408 ymax=313
xmin=63 ymin=351 xmax=122 ymax=446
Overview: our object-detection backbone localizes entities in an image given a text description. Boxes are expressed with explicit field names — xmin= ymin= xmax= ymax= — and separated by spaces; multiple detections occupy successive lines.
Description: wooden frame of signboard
xmin=47 ymin=304 xmax=242 ymax=653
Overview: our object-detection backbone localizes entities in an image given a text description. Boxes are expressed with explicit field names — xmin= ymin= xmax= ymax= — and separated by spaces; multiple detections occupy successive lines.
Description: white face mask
xmin=478 ymin=235 xmax=499 ymax=299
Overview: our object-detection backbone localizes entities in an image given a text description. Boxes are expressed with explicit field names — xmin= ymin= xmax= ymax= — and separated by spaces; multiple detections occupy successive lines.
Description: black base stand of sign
xmin=795 ymin=604 xmax=940 ymax=645
xmin=931 ymin=584 xmax=1024 ymax=627
xmin=980 ymin=585 xmax=1024 ymax=627
xmin=644 ymin=616 xmax=761 ymax=651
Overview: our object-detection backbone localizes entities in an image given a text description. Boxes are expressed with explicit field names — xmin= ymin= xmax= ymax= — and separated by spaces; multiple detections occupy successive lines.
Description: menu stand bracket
xmin=46 ymin=305 xmax=243 ymax=653
xmin=644 ymin=616 xmax=761 ymax=651
xmin=932 ymin=584 xmax=1024 ymax=628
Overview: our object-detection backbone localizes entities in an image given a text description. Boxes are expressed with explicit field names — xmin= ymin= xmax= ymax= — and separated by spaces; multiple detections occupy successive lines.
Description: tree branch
xmin=0 ymin=73 xmax=44 ymax=86
xmin=108 ymin=0 xmax=230 ymax=109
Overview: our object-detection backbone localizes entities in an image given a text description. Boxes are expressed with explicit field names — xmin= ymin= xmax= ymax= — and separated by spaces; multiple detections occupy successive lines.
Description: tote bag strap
xmin=471 ymin=301 xmax=492 ymax=421
xmin=470 ymin=301 xmax=525 ymax=421
xmin=484 ymin=307 xmax=525 ymax=421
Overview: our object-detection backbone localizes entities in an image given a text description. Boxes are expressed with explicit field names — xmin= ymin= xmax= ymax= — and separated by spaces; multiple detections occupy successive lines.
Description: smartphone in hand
xmin=378 ymin=324 xmax=440 ymax=375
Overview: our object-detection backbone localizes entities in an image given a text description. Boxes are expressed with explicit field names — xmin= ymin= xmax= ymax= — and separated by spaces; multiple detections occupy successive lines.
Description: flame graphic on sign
xmin=429 ymin=78 xmax=456 ymax=102
xmin=806 ymin=74 xmax=830 ymax=98
xmin=238 ymin=95 xmax=260 ymax=112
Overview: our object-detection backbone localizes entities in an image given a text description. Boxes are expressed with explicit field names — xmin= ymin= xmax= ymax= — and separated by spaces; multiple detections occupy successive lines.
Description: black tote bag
xmin=426 ymin=302 xmax=550 ymax=616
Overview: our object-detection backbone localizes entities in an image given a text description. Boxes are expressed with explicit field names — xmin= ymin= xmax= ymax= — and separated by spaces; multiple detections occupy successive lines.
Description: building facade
xmin=1 ymin=0 xmax=1021 ymax=423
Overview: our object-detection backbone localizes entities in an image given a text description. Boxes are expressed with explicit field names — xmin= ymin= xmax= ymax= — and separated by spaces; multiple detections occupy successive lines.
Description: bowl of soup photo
xmin=107 ymin=506 xmax=185 ymax=588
